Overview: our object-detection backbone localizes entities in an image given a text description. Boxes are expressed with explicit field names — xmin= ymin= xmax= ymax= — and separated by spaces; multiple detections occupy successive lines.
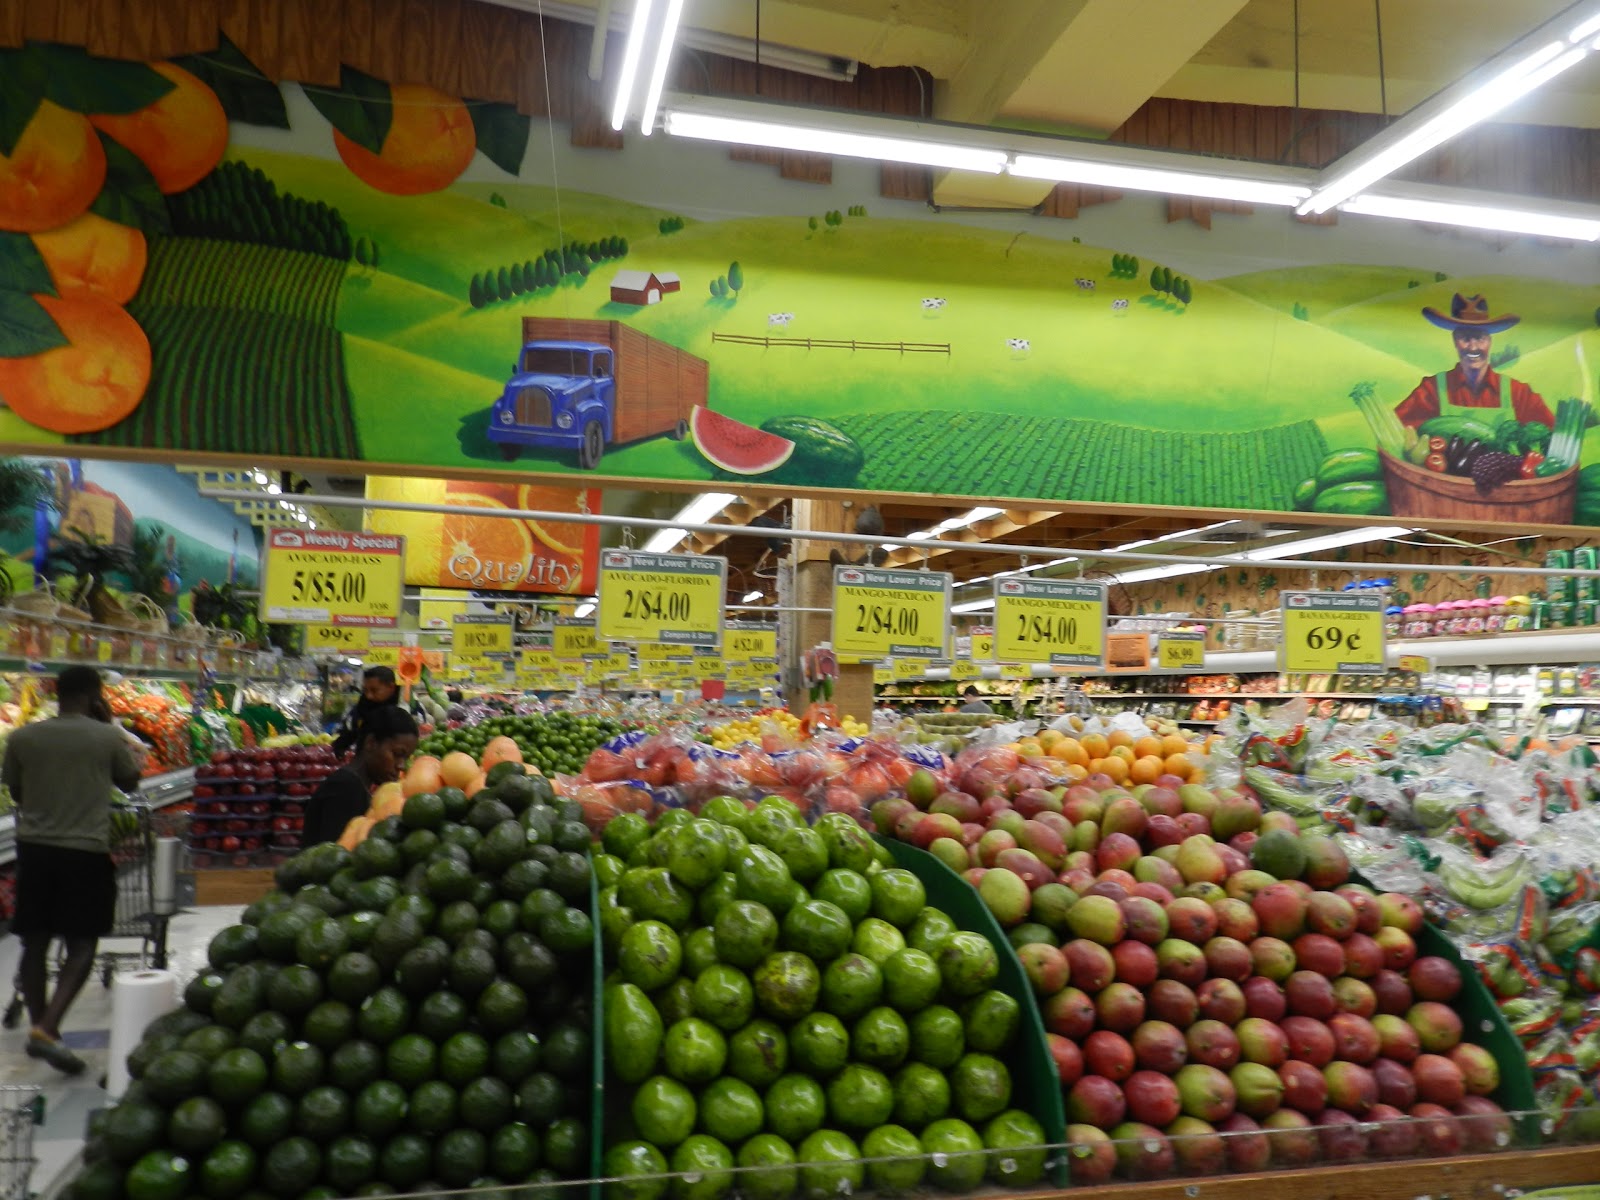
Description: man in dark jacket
xmin=333 ymin=665 xmax=402 ymax=757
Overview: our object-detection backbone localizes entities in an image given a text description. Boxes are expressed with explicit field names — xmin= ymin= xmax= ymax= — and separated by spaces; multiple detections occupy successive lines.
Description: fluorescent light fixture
xmin=663 ymin=109 xmax=1008 ymax=174
xmin=1239 ymin=526 xmax=1411 ymax=561
xmin=637 ymin=0 xmax=684 ymax=135
xmin=642 ymin=491 xmax=736 ymax=551
xmin=1011 ymin=155 xmax=1310 ymax=207
xmin=1342 ymin=192 xmax=1600 ymax=242
xmin=610 ymin=0 xmax=657 ymax=131
xmin=574 ymin=601 xmax=596 ymax=618
xmin=952 ymin=599 xmax=995 ymax=614
xmin=1111 ymin=563 xmax=1213 ymax=585
xmin=961 ymin=507 xmax=1004 ymax=524
xmin=742 ymin=590 xmax=761 ymax=602
xmin=1300 ymin=29 xmax=1593 ymax=215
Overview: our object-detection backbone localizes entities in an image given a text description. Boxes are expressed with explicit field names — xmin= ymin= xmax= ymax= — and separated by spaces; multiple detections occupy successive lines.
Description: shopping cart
xmin=0 ymin=1086 xmax=42 ymax=1200
xmin=2 ymin=802 xmax=177 ymax=1028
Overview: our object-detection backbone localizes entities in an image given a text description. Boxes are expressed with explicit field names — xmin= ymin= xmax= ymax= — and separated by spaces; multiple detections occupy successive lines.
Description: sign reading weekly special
xmin=1280 ymin=591 xmax=1387 ymax=674
xmin=992 ymin=578 xmax=1106 ymax=668
xmin=834 ymin=567 xmax=952 ymax=661
xmin=261 ymin=531 xmax=405 ymax=627
xmin=598 ymin=551 xmax=726 ymax=647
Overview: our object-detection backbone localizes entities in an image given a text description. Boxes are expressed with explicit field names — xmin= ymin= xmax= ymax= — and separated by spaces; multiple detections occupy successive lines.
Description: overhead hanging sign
xmin=362 ymin=636 xmax=404 ymax=669
xmin=725 ymin=622 xmax=778 ymax=663
xmin=553 ymin=617 xmax=600 ymax=658
xmin=1157 ymin=631 xmax=1206 ymax=670
xmin=1280 ymin=591 xmax=1387 ymax=674
xmin=1106 ymin=631 xmax=1151 ymax=672
xmin=598 ymin=550 xmax=725 ymax=647
xmin=892 ymin=658 xmax=925 ymax=680
xmin=970 ymin=630 xmax=994 ymax=660
xmin=992 ymin=578 xmax=1106 ymax=668
xmin=261 ymin=530 xmax=405 ymax=626
xmin=452 ymin=613 xmax=515 ymax=663
xmin=306 ymin=624 xmax=370 ymax=653
xmin=833 ymin=566 xmax=952 ymax=661
xmin=514 ymin=650 xmax=558 ymax=686
xmin=950 ymin=660 xmax=980 ymax=682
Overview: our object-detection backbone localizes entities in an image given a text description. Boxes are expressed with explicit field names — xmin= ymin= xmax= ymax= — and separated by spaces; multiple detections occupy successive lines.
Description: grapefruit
xmin=691 ymin=406 xmax=794 ymax=475
xmin=440 ymin=752 xmax=479 ymax=790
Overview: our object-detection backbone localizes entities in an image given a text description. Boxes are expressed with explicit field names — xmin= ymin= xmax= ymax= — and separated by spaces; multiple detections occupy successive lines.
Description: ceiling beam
xmin=931 ymin=0 xmax=1251 ymax=208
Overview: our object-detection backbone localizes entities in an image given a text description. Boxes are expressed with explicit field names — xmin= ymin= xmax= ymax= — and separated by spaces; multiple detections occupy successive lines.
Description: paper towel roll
xmin=107 ymin=969 xmax=178 ymax=1099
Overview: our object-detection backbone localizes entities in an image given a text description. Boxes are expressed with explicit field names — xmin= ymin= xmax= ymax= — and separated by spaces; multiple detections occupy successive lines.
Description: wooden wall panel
xmin=216 ymin=0 xmax=253 ymax=67
xmin=400 ymin=0 xmax=431 ymax=86
xmin=19 ymin=0 xmax=55 ymax=45
xmin=302 ymin=0 xmax=340 ymax=86
xmin=427 ymin=0 xmax=462 ymax=97
xmin=116 ymin=0 xmax=155 ymax=60
xmin=458 ymin=1 xmax=519 ymax=104
xmin=366 ymin=1 xmax=403 ymax=84
xmin=249 ymin=0 xmax=281 ymax=79
xmin=338 ymin=0 xmax=375 ymax=78
xmin=275 ymin=0 xmax=313 ymax=86
xmin=149 ymin=0 xmax=186 ymax=58
xmin=84 ymin=0 xmax=122 ymax=58
xmin=515 ymin=12 xmax=550 ymax=117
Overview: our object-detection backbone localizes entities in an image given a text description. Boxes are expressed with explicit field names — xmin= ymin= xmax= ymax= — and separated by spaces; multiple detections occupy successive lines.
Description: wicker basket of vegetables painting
xmin=1378 ymin=452 xmax=1578 ymax=524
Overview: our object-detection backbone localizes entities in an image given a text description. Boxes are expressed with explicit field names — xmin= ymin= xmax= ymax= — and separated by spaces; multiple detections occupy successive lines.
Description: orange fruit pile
xmin=1010 ymin=726 xmax=1207 ymax=784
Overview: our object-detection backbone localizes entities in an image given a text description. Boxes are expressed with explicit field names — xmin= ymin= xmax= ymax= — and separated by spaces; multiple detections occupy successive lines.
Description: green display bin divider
xmin=873 ymin=835 xmax=1069 ymax=1184
xmin=1415 ymin=921 xmax=1541 ymax=1143
xmin=590 ymin=870 xmax=605 ymax=1200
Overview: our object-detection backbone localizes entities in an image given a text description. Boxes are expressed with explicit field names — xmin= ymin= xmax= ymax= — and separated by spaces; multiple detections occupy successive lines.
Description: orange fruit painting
xmin=0 ymin=294 xmax=151 ymax=434
xmin=89 ymin=62 xmax=228 ymax=194
xmin=334 ymin=83 xmax=476 ymax=195
xmin=0 ymin=100 xmax=107 ymax=233
xmin=31 ymin=213 xmax=149 ymax=305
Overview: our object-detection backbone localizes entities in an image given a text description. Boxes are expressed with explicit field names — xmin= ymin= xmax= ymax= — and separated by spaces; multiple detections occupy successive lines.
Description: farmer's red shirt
xmin=1394 ymin=365 xmax=1555 ymax=428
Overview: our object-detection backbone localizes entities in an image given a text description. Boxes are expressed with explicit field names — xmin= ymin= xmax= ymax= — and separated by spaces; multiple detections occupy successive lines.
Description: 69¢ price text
xmin=1301 ymin=625 xmax=1363 ymax=652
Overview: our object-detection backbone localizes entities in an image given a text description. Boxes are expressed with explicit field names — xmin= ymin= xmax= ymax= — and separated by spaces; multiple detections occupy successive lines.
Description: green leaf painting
xmin=0 ymin=291 xmax=67 ymax=358
xmin=304 ymin=66 xmax=393 ymax=157
xmin=35 ymin=43 xmax=174 ymax=116
xmin=175 ymin=35 xmax=289 ymax=129
xmin=470 ymin=102 xmax=530 ymax=176
xmin=0 ymin=232 xmax=56 ymax=297
xmin=90 ymin=133 xmax=172 ymax=235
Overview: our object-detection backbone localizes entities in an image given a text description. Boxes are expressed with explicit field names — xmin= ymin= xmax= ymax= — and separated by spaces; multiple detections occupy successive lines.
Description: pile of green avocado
xmin=596 ymin=798 xmax=1049 ymax=1200
xmin=75 ymin=765 xmax=597 ymax=1200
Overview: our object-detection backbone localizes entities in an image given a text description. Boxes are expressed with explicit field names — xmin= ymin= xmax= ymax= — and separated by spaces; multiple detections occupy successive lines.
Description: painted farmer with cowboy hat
xmin=1394 ymin=293 xmax=1555 ymax=430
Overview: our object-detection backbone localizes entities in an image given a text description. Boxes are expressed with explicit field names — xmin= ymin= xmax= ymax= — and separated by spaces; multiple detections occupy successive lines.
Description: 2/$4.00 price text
xmin=1300 ymin=625 xmax=1365 ymax=652
xmin=852 ymin=603 xmax=923 ymax=637
xmin=621 ymin=588 xmax=693 ymax=623
xmin=1013 ymin=614 xmax=1080 ymax=646
xmin=291 ymin=570 xmax=368 ymax=605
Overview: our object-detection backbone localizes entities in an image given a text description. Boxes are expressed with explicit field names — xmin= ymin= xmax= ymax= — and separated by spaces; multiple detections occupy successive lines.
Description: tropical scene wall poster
xmin=1 ymin=39 xmax=1599 ymax=525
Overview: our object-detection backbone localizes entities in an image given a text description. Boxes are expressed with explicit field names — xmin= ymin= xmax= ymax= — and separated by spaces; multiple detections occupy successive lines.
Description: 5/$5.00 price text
xmin=620 ymin=589 xmax=693 ymax=622
xmin=290 ymin=569 xmax=369 ymax=604
xmin=852 ymin=604 xmax=922 ymax=637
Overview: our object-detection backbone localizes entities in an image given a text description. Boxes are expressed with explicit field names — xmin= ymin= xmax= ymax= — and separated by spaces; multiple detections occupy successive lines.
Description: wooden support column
xmin=788 ymin=498 xmax=874 ymax=722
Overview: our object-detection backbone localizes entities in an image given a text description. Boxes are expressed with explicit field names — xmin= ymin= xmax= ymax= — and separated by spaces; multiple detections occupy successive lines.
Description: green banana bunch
xmin=1436 ymin=856 xmax=1533 ymax=910
xmin=1544 ymin=907 xmax=1594 ymax=960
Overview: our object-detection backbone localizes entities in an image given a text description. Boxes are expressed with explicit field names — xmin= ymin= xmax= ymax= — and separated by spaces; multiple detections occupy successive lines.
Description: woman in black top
xmin=305 ymin=706 xmax=418 ymax=847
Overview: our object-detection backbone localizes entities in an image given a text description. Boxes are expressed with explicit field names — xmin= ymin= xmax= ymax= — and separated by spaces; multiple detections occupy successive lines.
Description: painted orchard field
xmin=3 ymin=39 xmax=1600 ymax=524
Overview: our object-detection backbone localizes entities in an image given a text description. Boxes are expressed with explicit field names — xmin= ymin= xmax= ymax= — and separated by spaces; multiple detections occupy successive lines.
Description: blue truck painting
xmin=488 ymin=318 xmax=709 ymax=470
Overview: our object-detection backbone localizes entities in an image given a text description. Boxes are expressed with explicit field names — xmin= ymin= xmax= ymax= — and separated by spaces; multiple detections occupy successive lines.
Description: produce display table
xmin=1040 ymin=1144 xmax=1600 ymax=1200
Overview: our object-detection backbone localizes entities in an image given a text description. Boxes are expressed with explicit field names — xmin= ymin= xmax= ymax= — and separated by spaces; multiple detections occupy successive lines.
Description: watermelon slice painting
xmin=690 ymin=406 xmax=795 ymax=475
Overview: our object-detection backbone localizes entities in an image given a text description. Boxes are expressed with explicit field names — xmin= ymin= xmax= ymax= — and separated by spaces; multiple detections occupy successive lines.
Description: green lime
xmin=762 ymin=1075 xmax=825 ymax=1143
xmin=324 ymin=1134 xmax=378 ymax=1192
xmin=198 ymin=1141 xmax=257 ymax=1200
xmin=491 ymin=1031 xmax=542 ymax=1084
xmin=862 ymin=1124 xmax=926 ymax=1191
xmin=488 ymin=1122 xmax=541 ymax=1179
xmin=810 ymin=870 xmax=872 ymax=925
xmin=602 ymin=1141 xmax=667 ymax=1200
xmin=781 ymin=900 xmax=852 ymax=961
xmin=301 ymin=1000 xmax=354 ymax=1050
xmin=983 ymin=1109 xmax=1047 ymax=1185
xmin=516 ymin=1072 xmax=568 ymax=1125
xmin=788 ymin=1013 xmax=850 ymax=1077
xmin=355 ymin=988 xmax=410 ymax=1045
xmin=698 ymin=1077 xmax=764 ymax=1143
xmin=726 ymin=1020 xmax=787 ymax=1089
xmin=207 ymin=1049 xmax=267 ymax=1107
xmin=459 ymin=1077 xmax=515 ymax=1132
xmin=962 ymin=990 xmax=1020 ymax=1054
xmin=909 ymin=1004 xmax=965 ymax=1069
xmin=951 ymin=1053 xmax=1011 ymax=1123
xmin=752 ymin=952 xmax=820 ymax=1021
xmin=669 ymin=1134 xmax=733 ymax=1200
xmin=691 ymin=965 xmax=753 ymax=1033
xmin=819 ymin=954 xmax=883 ymax=1021
xmin=103 ymin=1102 xmax=166 ymax=1165
xmin=869 ymin=869 xmax=926 ymax=928
xmin=168 ymin=1096 xmax=227 ymax=1154
xmin=125 ymin=1150 xmax=192 ymax=1200
xmin=407 ymin=1080 xmax=457 ymax=1135
xmin=237 ymin=1093 xmax=293 ymax=1149
xmin=681 ymin=927 xmax=719 ymax=979
xmin=662 ymin=1018 xmax=727 ymax=1085
xmin=352 ymin=1081 xmax=408 ymax=1140
xmin=327 ymin=1040 xmax=383 ymax=1093
xmin=384 ymin=1034 xmax=436 ymax=1088
xmin=826 ymin=1062 xmax=893 ymax=1131
xmin=260 ymin=1136 xmax=321 ymax=1198
xmin=851 ymin=918 xmax=906 ymax=965
xmin=434 ymin=1128 xmax=487 ymax=1188
xmin=921 ymin=1118 xmax=985 ymax=1192
xmin=881 ymin=948 xmax=941 ymax=1013
xmin=294 ymin=1086 xmax=350 ymax=1140
xmin=735 ymin=1133 xmax=796 ymax=1200
xmin=906 ymin=907 xmax=958 ymax=956
xmin=632 ymin=1075 xmax=696 ymax=1147
xmin=796 ymin=1130 xmax=863 ymax=1200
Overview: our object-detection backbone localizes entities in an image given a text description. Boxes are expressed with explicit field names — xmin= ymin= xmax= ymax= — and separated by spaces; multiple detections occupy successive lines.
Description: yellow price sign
xmin=515 ymin=650 xmax=558 ymax=686
xmin=1001 ymin=664 xmax=1033 ymax=679
xmin=307 ymin=624 xmax=370 ymax=653
xmin=639 ymin=644 xmax=694 ymax=670
xmin=453 ymin=614 xmax=514 ymax=663
xmin=1397 ymin=654 xmax=1430 ymax=673
xmin=694 ymin=654 xmax=725 ymax=680
xmin=725 ymin=622 xmax=778 ymax=662
xmin=993 ymin=578 xmax=1105 ymax=667
xmin=365 ymin=638 xmax=403 ymax=668
xmin=554 ymin=618 xmax=600 ymax=658
xmin=1280 ymin=591 xmax=1387 ymax=674
xmin=598 ymin=550 xmax=726 ymax=647
xmin=583 ymin=659 xmax=611 ymax=685
xmin=833 ymin=566 xmax=951 ymax=660
xmin=873 ymin=666 xmax=893 ymax=685
xmin=893 ymin=658 xmax=924 ymax=680
xmin=950 ymin=659 xmax=980 ymax=681
xmin=1158 ymin=632 xmax=1206 ymax=670
xmin=970 ymin=631 xmax=994 ymax=659
xmin=261 ymin=530 xmax=405 ymax=627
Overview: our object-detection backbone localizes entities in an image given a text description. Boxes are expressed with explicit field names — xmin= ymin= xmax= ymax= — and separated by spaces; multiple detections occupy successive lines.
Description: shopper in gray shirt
xmin=2 ymin=667 xmax=143 ymax=1073
xmin=958 ymin=686 xmax=994 ymax=714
